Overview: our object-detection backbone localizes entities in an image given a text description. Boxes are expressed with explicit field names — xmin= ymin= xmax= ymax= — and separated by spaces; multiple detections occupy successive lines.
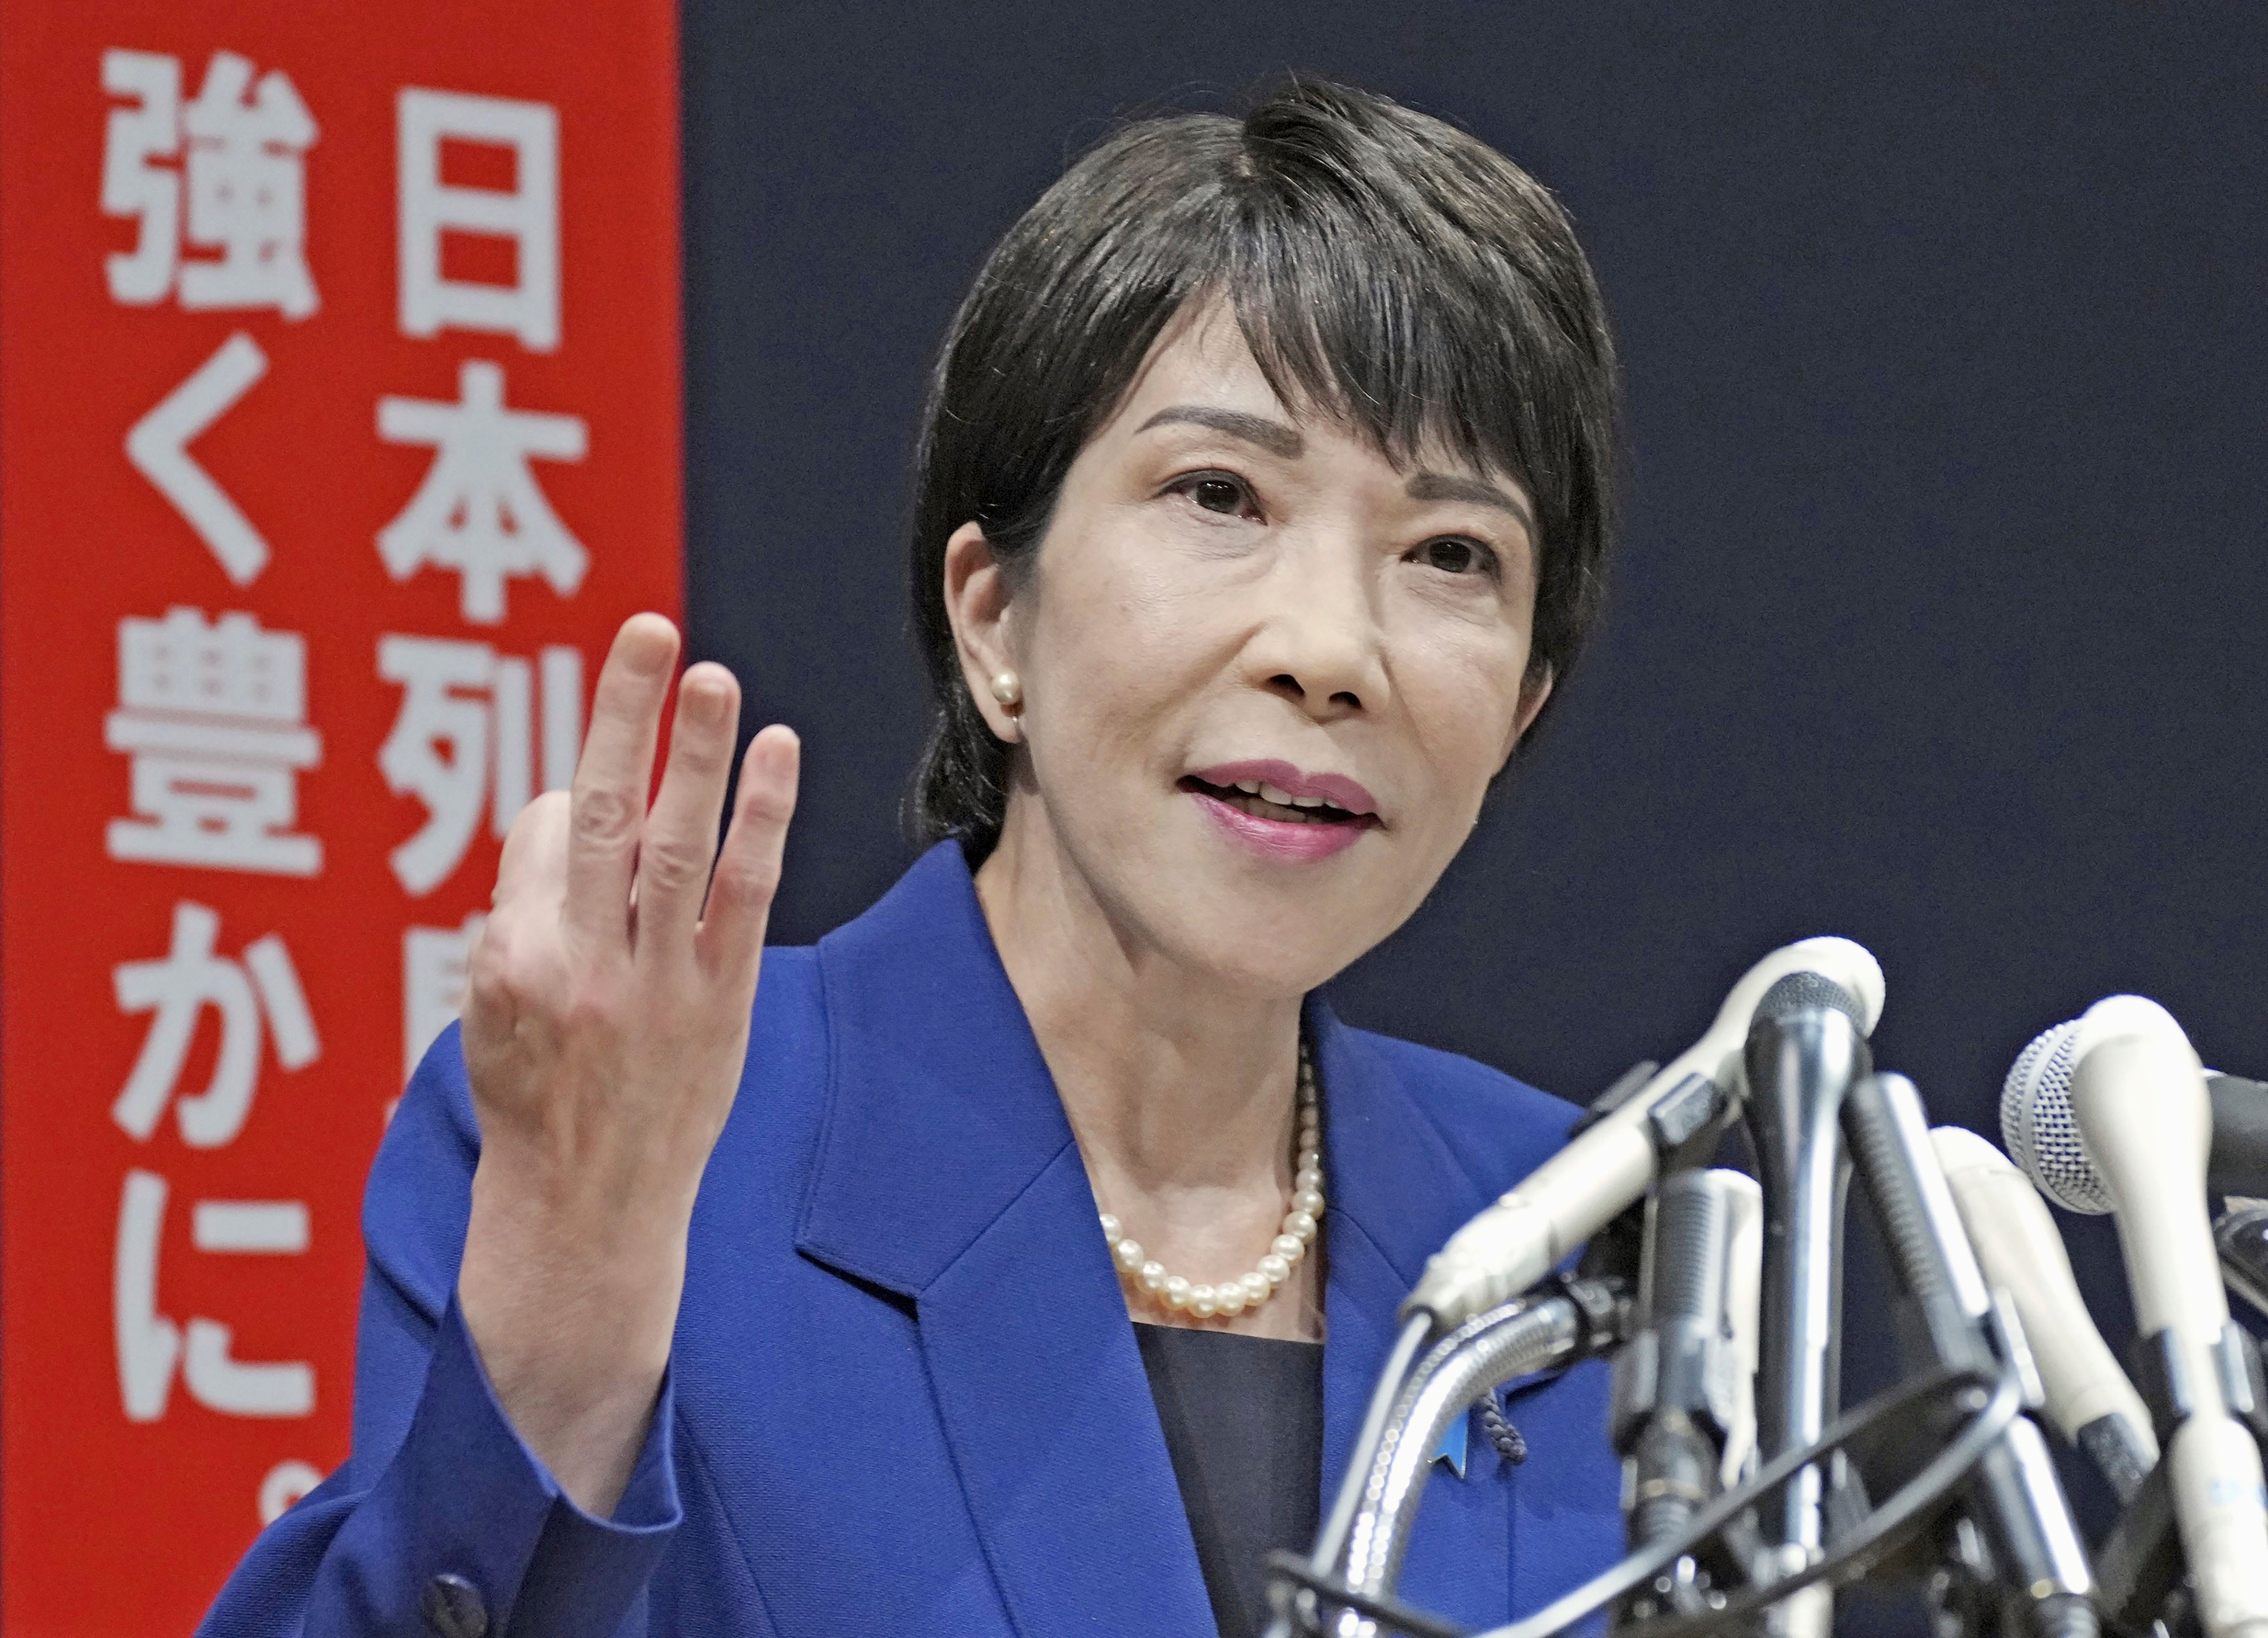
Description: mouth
xmin=1177 ymin=774 xmax=1375 ymax=828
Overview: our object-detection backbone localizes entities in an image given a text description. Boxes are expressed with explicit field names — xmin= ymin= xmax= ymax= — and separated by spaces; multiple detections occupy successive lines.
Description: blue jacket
xmin=199 ymin=842 xmax=1622 ymax=1637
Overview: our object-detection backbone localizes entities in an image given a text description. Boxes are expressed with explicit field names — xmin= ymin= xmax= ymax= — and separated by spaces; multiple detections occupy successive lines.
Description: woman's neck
xmin=974 ymin=811 xmax=1324 ymax=1339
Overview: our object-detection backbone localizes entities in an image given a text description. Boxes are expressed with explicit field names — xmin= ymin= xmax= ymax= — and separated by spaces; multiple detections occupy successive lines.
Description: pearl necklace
xmin=1095 ymin=1038 xmax=1322 ymax=1320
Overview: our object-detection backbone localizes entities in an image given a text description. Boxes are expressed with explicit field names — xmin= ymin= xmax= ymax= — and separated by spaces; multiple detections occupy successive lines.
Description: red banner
xmin=0 ymin=3 xmax=681 ymax=1626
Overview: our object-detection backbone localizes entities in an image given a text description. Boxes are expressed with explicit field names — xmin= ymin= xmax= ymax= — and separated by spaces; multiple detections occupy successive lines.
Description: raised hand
xmin=455 ymin=612 xmax=799 ymax=1514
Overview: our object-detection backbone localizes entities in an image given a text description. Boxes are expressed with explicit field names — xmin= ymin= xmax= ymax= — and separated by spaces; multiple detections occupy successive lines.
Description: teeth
xmin=1235 ymin=779 xmax=1262 ymax=794
xmin=1259 ymin=782 xmax=1296 ymax=806
xmin=1290 ymin=793 xmax=1326 ymax=809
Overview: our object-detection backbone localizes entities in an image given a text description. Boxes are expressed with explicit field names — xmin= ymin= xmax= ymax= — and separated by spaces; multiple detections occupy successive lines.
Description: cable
xmin=1593 ymin=1365 xmax=2024 ymax=1638
xmin=1266 ymin=1360 xmax=2017 ymax=1638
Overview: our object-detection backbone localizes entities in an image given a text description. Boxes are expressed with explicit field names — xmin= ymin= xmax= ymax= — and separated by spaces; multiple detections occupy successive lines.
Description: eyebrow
xmin=1407 ymin=471 xmax=1536 ymax=538
xmin=1138 ymin=407 xmax=1537 ymax=538
xmin=1135 ymin=406 xmax=1305 ymax=460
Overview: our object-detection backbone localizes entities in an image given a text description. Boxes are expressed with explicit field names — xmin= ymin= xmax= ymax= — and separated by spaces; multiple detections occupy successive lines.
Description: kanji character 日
xmin=376 ymin=361 xmax=589 ymax=623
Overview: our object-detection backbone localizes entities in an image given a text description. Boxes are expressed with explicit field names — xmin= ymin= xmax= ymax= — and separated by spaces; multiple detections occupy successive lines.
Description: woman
xmin=202 ymin=78 xmax=1622 ymax=1638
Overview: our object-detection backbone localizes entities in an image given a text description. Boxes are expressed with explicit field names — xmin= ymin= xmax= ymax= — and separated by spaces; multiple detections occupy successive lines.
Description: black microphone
xmin=2205 ymin=1076 xmax=2268 ymax=1198
xmin=1842 ymin=1071 xmax=2097 ymax=1638
xmin=1742 ymin=971 xmax=1871 ymax=1638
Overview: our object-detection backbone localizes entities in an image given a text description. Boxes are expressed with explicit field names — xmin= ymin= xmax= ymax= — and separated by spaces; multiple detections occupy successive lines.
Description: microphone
xmin=2008 ymin=1032 xmax=2268 ymax=1201
xmin=1742 ymin=971 xmax=1872 ymax=1638
xmin=2004 ymin=997 xmax=2268 ymax=1638
xmin=1931 ymin=1125 xmax=2159 ymax=1503
xmin=2203 ymin=1076 xmax=2268 ymax=1198
xmin=1610 ymin=1167 xmax=1761 ymax=1619
xmin=1842 ymin=1075 xmax=2096 ymax=1638
xmin=1719 ymin=1174 xmax=1765 ymax=1490
xmin=1404 ymin=937 xmax=1884 ymax=1329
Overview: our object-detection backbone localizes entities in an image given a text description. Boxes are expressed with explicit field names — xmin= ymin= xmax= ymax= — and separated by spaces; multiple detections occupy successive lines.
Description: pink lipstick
xmin=1180 ymin=760 xmax=1381 ymax=863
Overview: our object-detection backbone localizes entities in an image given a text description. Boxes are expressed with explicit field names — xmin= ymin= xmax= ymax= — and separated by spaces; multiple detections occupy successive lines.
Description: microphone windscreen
xmin=1752 ymin=970 xmax=1863 ymax=1028
xmin=2002 ymin=1019 xmax=2115 ymax=1215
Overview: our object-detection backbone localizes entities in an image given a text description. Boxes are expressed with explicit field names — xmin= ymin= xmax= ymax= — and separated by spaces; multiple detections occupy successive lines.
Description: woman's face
xmin=953 ymin=303 xmax=1552 ymax=999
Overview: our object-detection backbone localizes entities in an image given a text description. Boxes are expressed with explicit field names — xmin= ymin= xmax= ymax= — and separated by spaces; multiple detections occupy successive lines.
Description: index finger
xmin=563 ymin=612 xmax=680 ymax=945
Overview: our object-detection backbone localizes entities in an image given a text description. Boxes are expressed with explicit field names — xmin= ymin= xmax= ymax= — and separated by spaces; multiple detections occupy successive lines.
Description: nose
xmin=1245 ymin=543 xmax=1385 ymax=720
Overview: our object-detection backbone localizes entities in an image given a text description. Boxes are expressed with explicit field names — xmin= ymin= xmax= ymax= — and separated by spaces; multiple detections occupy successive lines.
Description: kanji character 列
xmin=112 ymin=900 xmax=320 ymax=1149
xmin=397 ymin=87 xmax=559 ymax=351
xmin=106 ymin=607 xmax=323 ymax=875
xmin=115 ymin=1170 xmax=315 ymax=1422
xmin=376 ymin=361 xmax=588 ymax=623
xmin=376 ymin=634 xmax=585 ymax=894
xmin=404 ymin=913 xmax=487 ymax=1084
xmin=98 ymin=49 xmax=319 ymax=319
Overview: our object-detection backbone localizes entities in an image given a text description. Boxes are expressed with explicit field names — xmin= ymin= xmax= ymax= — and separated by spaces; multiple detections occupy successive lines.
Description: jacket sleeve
xmin=194 ymin=1024 xmax=684 ymax=1638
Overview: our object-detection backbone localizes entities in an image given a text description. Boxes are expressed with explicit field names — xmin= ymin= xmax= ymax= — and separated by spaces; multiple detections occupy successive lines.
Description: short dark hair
xmin=907 ymin=78 xmax=1620 ymax=858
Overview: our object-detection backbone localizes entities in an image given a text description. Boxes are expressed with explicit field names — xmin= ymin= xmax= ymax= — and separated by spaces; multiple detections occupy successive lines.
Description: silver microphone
xmin=1610 ymin=1167 xmax=1762 ymax=1619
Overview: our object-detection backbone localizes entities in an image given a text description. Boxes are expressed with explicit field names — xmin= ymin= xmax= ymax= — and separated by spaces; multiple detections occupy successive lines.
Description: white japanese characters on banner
xmin=1 ymin=5 xmax=681 ymax=1624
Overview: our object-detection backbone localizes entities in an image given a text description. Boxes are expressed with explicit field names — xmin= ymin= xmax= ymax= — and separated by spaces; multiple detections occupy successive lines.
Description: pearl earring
xmin=989 ymin=671 xmax=1023 ymax=709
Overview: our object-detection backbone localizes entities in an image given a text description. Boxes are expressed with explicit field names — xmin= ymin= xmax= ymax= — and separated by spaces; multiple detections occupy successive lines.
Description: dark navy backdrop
xmin=678 ymin=1 xmax=2268 ymax=1625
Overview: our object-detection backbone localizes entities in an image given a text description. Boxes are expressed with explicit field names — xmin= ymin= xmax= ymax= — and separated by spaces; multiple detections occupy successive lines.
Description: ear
xmin=942 ymin=521 xmax=1022 ymax=742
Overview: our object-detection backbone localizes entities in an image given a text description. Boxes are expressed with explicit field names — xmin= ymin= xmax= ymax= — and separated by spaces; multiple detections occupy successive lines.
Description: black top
xmin=1135 ymin=1321 xmax=1326 ymax=1638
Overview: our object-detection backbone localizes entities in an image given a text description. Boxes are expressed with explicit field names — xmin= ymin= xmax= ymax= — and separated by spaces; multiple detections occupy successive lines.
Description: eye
xmin=1412 ymin=535 xmax=1499 ymax=578
xmin=1167 ymin=471 xmax=1260 ymax=519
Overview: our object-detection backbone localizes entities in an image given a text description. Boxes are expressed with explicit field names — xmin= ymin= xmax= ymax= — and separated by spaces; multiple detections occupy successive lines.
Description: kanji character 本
xmin=112 ymin=900 xmax=320 ymax=1149
xmin=115 ymin=1171 xmax=315 ymax=1421
xmin=377 ymin=635 xmax=586 ymax=894
xmin=98 ymin=49 xmax=319 ymax=319
xmin=106 ymin=607 xmax=323 ymax=875
xmin=397 ymin=87 xmax=559 ymax=351
xmin=404 ymin=913 xmax=487 ymax=1084
xmin=376 ymin=361 xmax=588 ymax=623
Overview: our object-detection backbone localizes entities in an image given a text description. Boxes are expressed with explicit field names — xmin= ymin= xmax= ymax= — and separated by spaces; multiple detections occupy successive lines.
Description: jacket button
xmin=420 ymin=1573 xmax=489 ymax=1638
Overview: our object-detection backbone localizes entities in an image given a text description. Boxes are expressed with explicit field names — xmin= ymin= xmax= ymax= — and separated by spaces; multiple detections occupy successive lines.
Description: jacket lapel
xmin=793 ymin=843 xmax=1523 ymax=1636
xmin=797 ymin=843 xmax=1216 ymax=1638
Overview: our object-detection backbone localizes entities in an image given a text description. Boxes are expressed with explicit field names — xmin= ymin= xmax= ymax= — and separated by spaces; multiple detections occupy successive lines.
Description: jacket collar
xmin=795 ymin=841 xmax=1505 ymax=1296
xmin=795 ymin=841 xmax=1517 ymax=1633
